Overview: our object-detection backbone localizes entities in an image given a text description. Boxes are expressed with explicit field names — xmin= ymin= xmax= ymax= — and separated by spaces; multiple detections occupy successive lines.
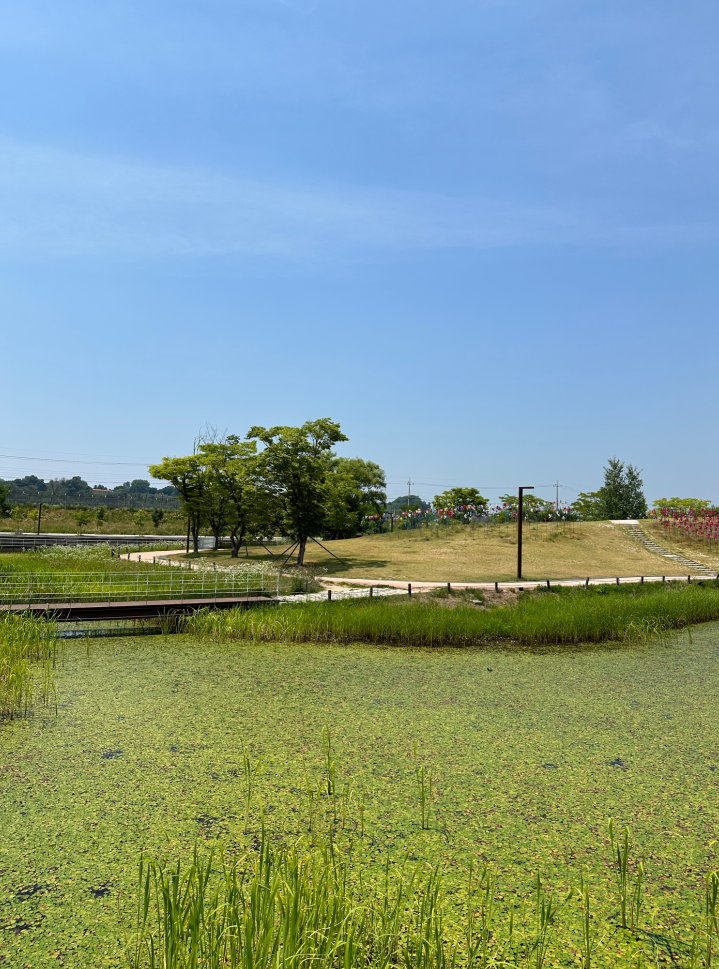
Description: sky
xmin=1 ymin=0 xmax=717 ymax=507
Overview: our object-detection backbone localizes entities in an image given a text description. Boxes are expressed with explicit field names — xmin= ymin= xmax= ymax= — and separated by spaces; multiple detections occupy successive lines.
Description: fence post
xmin=277 ymin=571 xmax=280 ymax=595
xmin=546 ymin=580 xmax=550 ymax=589
xmin=494 ymin=581 xmax=498 ymax=593
xmin=408 ymin=583 xmax=412 ymax=596
xmin=585 ymin=577 xmax=589 ymax=589
xmin=328 ymin=589 xmax=332 ymax=601
xmin=616 ymin=577 xmax=619 ymax=585
xmin=447 ymin=582 xmax=451 ymax=593
xmin=369 ymin=585 xmax=373 ymax=598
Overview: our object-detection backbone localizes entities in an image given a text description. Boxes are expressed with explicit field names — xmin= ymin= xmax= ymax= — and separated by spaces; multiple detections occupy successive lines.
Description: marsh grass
xmin=185 ymin=581 xmax=719 ymax=648
xmin=0 ymin=612 xmax=58 ymax=718
xmin=128 ymin=832 xmax=719 ymax=969
xmin=413 ymin=743 xmax=433 ymax=830
xmin=129 ymin=832 xmax=455 ymax=969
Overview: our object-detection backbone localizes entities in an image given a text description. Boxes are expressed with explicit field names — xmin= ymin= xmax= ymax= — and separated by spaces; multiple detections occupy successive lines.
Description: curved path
xmin=122 ymin=538 xmax=718 ymax=601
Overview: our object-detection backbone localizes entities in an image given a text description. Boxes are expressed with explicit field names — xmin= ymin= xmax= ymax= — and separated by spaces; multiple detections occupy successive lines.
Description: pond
xmin=1 ymin=626 xmax=718 ymax=966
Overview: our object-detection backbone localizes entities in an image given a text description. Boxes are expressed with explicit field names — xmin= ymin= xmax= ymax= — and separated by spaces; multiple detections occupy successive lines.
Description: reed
xmin=0 ymin=612 xmax=57 ymax=718
xmin=128 ymin=831 xmax=719 ymax=969
xmin=413 ymin=742 xmax=433 ymax=830
xmin=185 ymin=581 xmax=719 ymax=648
xmin=128 ymin=832 xmax=457 ymax=969
xmin=608 ymin=820 xmax=645 ymax=935
xmin=241 ymin=746 xmax=266 ymax=834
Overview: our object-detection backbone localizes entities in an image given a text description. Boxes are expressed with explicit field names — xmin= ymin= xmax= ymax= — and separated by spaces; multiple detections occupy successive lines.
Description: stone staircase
xmin=617 ymin=521 xmax=718 ymax=577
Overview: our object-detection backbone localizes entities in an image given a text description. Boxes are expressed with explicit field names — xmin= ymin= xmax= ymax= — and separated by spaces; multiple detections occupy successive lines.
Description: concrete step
xmin=620 ymin=524 xmax=716 ymax=576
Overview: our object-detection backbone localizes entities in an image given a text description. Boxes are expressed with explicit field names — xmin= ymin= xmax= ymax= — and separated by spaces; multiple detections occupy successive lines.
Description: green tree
xmin=599 ymin=457 xmax=647 ymax=519
xmin=433 ymin=487 xmax=487 ymax=509
xmin=198 ymin=437 xmax=274 ymax=558
xmin=652 ymin=497 xmax=711 ymax=512
xmin=151 ymin=508 xmax=165 ymax=528
xmin=323 ymin=457 xmax=386 ymax=538
xmin=574 ymin=491 xmax=603 ymax=520
xmin=248 ymin=419 xmax=348 ymax=565
xmin=148 ymin=454 xmax=210 ymax=553
xmin=74 ymin=509 xmax=91 ymax=532
xmin=0 ymin=483 xmax=10 ymax=517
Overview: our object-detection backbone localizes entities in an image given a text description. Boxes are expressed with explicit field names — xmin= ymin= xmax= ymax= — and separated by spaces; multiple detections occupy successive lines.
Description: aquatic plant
xmin=128 ymin=832 xmax=719 ymax=969
xmin=129 ymin=833 xmax=456 ymax=969
xmin=0 ymin=612 xmax=57 ymax=718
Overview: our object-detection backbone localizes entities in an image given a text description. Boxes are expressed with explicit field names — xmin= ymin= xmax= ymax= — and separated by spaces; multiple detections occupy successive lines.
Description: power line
xmin=0 ymin=453 xmax=149 ymax=467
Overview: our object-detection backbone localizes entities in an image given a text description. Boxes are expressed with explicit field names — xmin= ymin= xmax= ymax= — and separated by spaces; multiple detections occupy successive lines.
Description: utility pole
xmin=556 ymin=480 xmax=559 ymax=511
xmin=517 ymin=486 xmax=534 ymax=579
xmin=407 ymin=478 xmax=413 ymax=509
xmin=37 ymin=502 xmax=43 ymax=536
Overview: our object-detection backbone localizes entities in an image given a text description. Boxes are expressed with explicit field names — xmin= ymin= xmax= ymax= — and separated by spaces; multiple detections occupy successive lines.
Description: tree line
xmin=149 ymin=419 xmax=386 ymax=562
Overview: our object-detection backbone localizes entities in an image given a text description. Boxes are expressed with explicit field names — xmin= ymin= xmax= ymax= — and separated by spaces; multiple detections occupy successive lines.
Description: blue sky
xmin=1 ymin=0 xmax=717 ymax=506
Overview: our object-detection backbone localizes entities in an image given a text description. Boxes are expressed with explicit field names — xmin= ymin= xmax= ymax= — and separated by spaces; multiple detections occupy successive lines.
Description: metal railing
xmin=0 ymin=534 xmax=211 ymax=551
xmin=0 ymin=569 xmax=287 ymax=607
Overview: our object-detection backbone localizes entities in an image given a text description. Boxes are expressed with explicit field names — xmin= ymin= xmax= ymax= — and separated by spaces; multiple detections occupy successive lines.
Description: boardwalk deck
xmin=0 ymin=596 xmax=276 ymax=621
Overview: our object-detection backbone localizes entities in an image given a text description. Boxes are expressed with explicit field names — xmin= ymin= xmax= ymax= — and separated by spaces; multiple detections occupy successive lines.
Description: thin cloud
xmin=0 ymin=139 xmax=713 ymax=261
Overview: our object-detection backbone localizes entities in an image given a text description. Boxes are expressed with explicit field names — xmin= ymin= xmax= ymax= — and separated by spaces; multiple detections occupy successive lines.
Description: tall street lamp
xmin=517 ymin=486 xmax=534 ymax=580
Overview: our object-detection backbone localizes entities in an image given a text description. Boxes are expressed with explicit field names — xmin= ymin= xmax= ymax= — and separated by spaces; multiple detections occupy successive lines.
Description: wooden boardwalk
xmin=1 ymin=596 xmax=277 ymax=622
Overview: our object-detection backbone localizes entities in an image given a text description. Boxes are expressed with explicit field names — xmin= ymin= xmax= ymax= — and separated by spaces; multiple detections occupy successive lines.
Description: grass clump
xmin=0 ymin=612 xmax=58 ymax=718
xmin=129 ymin=831 xmax=719 ymax=969
xmin=186 ymin=580 xmax=719 ymax=647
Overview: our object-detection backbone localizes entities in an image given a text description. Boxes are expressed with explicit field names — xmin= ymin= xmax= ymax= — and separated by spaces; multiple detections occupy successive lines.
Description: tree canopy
xmin=150 ymin=418 xmax=385 ymax=560
xmin=433 ymin=487 xmax=487 ymax=509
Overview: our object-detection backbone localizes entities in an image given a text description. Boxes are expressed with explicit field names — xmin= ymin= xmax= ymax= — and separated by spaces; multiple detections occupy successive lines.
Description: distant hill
xmin=1 ymin=475 xmax=180 ymax=509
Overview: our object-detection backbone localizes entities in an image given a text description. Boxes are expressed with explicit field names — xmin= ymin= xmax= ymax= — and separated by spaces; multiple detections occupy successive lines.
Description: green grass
xmin=134 ymin=828 xmax=714 ymax=969
xmin=186 ymin=580 xmax=719 ymax=647
xmin=3 ymin=626 xmax=719 ymax=965
xmin=0 ymin=546 xmax=174 ymax=575
xmin=0 ymin=612 xmax=57 ymax=718
xmin=0 ymin=546 xmax=291 ymax=603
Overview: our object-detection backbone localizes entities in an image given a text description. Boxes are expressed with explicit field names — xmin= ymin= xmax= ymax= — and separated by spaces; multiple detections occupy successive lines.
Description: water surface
xmin=1 ymin=626 xmax=718 ymax=965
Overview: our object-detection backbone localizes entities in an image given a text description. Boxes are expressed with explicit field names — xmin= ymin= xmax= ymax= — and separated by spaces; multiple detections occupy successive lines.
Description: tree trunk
xmin=297 ymin=537 xmax=307 ymax=565
xmin=230 ymin=526 xmax=245 ymax=559
xmin=192 ymin=518 xmax=200 ymax=554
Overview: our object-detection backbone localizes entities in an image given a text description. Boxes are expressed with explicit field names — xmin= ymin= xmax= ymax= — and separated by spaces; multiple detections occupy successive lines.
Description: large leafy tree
xmin=323 ymin=457 xmax=386 ymax=538
xmin=434 ymin=487 xmax=487 ymax=509
xmin=574 ymin=491 xmax=603 ymax=521
xmin=148 ymin=454 xmax=210 ymax=552
xmin=199 ymin=437 xmax=276 ymax=557
xmin=248 ymin=419 xmax=348 ymax=565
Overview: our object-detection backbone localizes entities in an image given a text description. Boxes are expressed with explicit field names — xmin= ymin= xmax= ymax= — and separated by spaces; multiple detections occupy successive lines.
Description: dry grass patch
xmin=189 ymin=521 xmax=699 ymax=581
xmin=641 ymin=521 xmax=719 ymax=572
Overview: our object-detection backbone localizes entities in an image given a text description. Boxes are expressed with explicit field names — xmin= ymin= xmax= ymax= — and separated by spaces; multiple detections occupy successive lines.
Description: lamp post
xmin=517 ymin=487 xmax=534 ymax=579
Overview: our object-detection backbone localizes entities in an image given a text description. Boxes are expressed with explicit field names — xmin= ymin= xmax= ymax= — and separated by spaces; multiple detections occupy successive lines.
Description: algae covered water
xmin=1 ymin=628 xmax=719 ymax=966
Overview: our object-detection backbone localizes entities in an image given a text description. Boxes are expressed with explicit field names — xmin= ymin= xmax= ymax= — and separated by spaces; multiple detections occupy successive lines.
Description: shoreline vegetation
xmin=0 ymin=613 xmax=57 ymax=718
xmin=186 ymin=581 xmax=719 ymax=648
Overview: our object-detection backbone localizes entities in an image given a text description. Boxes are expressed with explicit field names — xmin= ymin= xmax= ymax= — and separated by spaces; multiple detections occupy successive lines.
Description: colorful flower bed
xmin=648 ymin=506 xmax=719 ymax=552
